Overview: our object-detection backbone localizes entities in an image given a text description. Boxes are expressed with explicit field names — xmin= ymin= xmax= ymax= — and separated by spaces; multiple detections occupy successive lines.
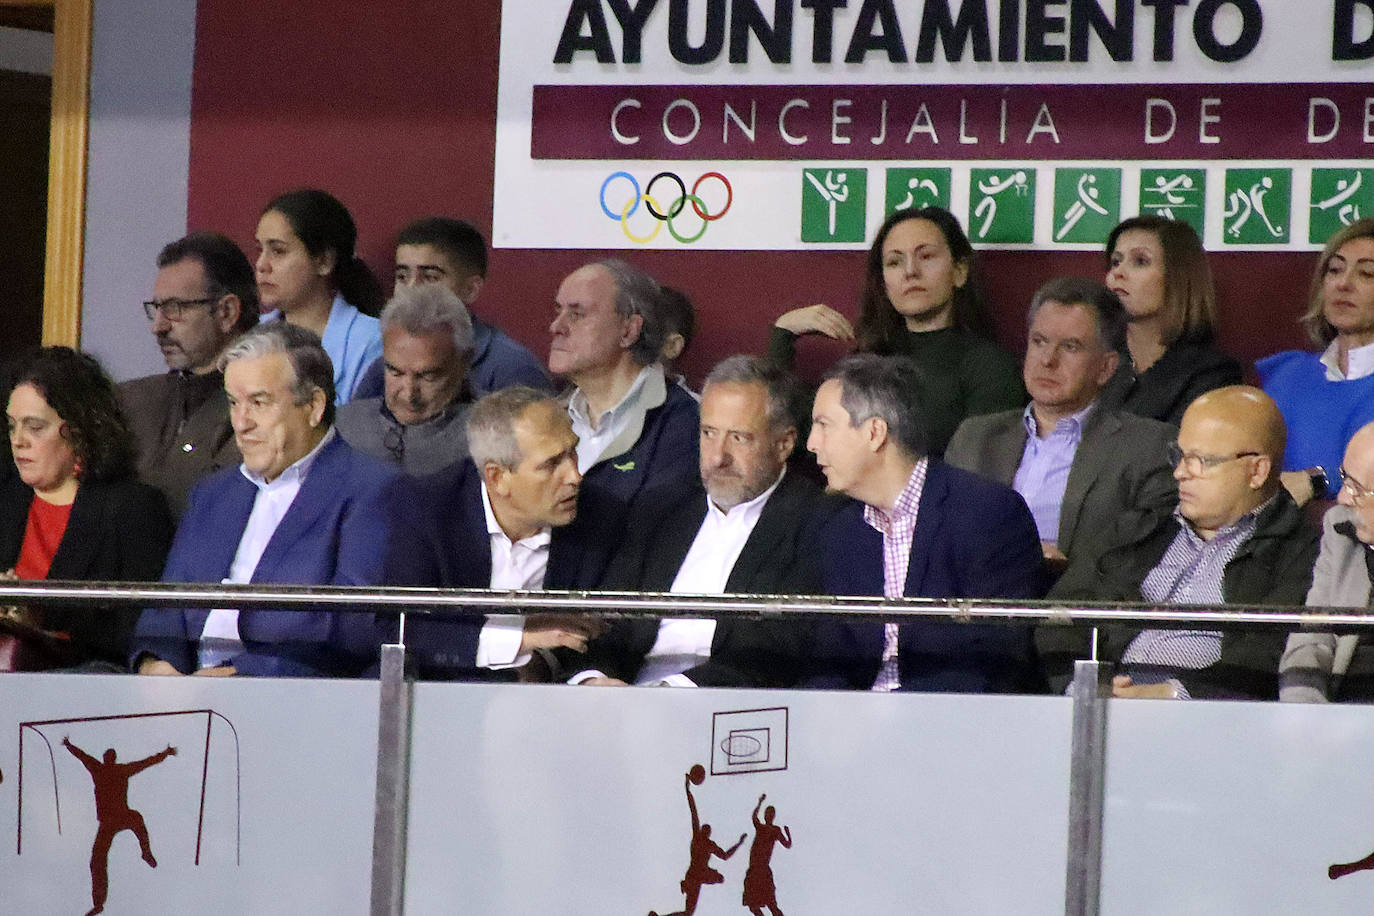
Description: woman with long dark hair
xmin=254 ymin=188 xmax=384 ymax=404
xmin=769 ymin=206 xmax=1024 ymax=455
xmin=0 ymin=348 xmax=174 ymax=669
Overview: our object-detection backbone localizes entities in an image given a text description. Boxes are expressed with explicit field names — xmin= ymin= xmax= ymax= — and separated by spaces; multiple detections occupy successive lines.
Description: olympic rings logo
xmin=599 ymin=171 xmax=733 ymax=245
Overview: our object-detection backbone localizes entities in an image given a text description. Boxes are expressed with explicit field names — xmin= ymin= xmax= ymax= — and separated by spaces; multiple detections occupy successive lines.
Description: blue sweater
xmin=1257 ymin=350 xmax=1374 ymax=498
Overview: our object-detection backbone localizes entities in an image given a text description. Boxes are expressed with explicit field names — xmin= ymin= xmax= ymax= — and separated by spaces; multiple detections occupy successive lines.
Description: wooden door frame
xmin=3 ymin=0 xmax=91 ymax=347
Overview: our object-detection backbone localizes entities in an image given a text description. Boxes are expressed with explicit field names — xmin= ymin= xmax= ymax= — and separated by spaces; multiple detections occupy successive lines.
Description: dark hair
xmin=221 ymin=322 xmax=338 ymax=428
xmin=395 ymin=217 xmax=488 ymax=278
xmin=703 ymin=355 xmax=799 ymax=433
xmin=263 ymin=189 xmax=385 ymax=317
xmin=855 ymin=207 xmax=993 ymax=353
xmin=157 ymin=231 xmax=261 ymax=332
xmin=596 ymin=259 xmax=669 ymax=367
xmin=1301 ymin=217 xmax=1374 ymax=346
xmin=1105 ymin=215 xmax=1218 ymax=346
xmin=821 ymin=353 xmax=928 ymax=460
xmin=6 ymin=347 xmax=136 ymax=482
xmin=1028 ymin=276 xmax=1128 ymax=352
xmin=658 ymin=285 xmax=696 ymax=350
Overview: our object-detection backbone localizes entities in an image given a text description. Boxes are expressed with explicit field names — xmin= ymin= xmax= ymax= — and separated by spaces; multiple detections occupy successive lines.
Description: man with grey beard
xmin=563 ymin=355 xmax=828 ymax=688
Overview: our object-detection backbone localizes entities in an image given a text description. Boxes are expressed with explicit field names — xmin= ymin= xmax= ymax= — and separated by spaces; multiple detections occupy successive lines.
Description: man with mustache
xmin=566 ymin=356 xmax=826 ymax=688
xmin=119 ymin=233 xmax=260 ymax=517
xmin=336 ymin=283 xmax=475 ymax=474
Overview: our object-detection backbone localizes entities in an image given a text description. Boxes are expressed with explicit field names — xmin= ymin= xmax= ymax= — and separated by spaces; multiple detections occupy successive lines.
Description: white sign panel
xmin=494 ymin=1 xmax=1374 ymax=250
xmin=403 ymin=684 xmax=1074 ymax=915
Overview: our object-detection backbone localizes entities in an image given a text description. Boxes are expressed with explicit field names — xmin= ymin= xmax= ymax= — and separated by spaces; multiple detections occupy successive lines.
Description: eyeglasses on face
xmin=1166 ymin=443 xmax=1259 ymax=475
xmin=1340 ymin=467 xmax=1374 ymax=505
xmin=142 ymin=297 xmax=219 ymax=321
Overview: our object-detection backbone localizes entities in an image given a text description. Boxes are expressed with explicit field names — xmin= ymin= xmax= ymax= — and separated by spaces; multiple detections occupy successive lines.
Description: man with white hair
xmin=336 ymin=283 xmax=475 ymax=474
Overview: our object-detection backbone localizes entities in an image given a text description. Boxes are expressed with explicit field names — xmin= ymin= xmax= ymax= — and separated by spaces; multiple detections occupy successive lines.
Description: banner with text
xmin=494 ymin=0 xmax=1374 ymax=249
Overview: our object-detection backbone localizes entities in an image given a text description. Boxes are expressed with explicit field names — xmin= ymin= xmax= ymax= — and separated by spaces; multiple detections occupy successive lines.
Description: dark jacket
xmin=0 ymin=473 xmax=174 ymax=667
xmin=1045 ymin=488 xmax=1318 ymax=699
xmin=1099 ymin=339 xmax=1244 ymax=427
xmin=568 ymin=472 xmax=834 ymax=687
xmin=806 ymin=460 xmax=1047 ymax=693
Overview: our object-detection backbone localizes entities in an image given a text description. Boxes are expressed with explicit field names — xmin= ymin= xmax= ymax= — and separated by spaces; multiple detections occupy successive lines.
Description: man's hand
xmin=580 ymin=676 xmax=629 ymax=686
xmin=518 ymin=614 xmax=603 ymax=654
xmin=1112 ymin=674 xmax=1178 ymax=699
xmin=192 ymin=665 xmax=236 ymax=677
xmin=773 ymin=304 xmax=854 ymax=340
xmin=138 ymin=658 xmax=182 ymax=676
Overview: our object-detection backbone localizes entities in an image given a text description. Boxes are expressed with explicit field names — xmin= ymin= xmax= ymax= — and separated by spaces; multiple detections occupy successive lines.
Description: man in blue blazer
xmin=805 ymin=354 xmax=1047 ymax=693
xmin=131 ymin=323 xmax=417 ymax=678
xmin=399 ymin=387 xmax=618 ymax=680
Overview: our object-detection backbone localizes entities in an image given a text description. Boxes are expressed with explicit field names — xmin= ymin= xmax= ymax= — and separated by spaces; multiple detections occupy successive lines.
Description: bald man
xmin=1045 ymin=386 xmax=1319 ymax=700
xmin=1280 ymin=420 xmax=1374 ymax=703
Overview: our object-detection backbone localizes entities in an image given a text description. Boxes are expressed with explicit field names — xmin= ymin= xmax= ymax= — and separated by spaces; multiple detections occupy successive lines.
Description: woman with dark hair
xmin=1101 ymin=215 xmax=1242 ymax=425
xmin=255 ymin=188 xmax=384 ymax=404
xmin=1258 ymin=218 xmax=1374 ymax=504
xmin=0 ymin=348 xmax=174 ymax=670
xmin=769 ymin=206 xmax=1024 ymax=455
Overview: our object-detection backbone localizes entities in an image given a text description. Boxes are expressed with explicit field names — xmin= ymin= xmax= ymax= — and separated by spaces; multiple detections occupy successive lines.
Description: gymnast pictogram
xmin=742 ymin=793 xmax=792 ymax=916
xmin=64 ymin=737 xmax=177 ymax=916
xmin=648 ymin=764 xmax=745 ymax=916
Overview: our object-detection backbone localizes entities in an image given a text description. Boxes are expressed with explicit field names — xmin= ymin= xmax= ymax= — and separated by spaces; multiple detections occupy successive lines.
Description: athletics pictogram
xmin=63 ymin=737 xmax=177 ymax=916
xmin=648 ymin=764 xmax=746 ymax=916
xmin=600 ymin=170 xmax=733 ymax=244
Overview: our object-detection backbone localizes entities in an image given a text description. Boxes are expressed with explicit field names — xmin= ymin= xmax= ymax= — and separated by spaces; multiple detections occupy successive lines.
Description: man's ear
xmin=774 ymin=427 xmax=798 ymax=464
xmin=483 ymin=461 xmax=509 ymax=496
xmin=1095 ymin=349 xmax=1120 ymax=388
xmin=458 ymin=274 xmax=484 ymax=305
xmin=865 ymin=417 xmax=890 ymax=453
xmin=1249 ymin=454 xmax=1273 ymax=490
xmin=660 ymin=332 xmax=686 ymax=363
xmin=214 ymin=295 xmax=243 ymax=336
xmin=619 ymin=313 xmax=645 ymax=350
xmin=307 ymin=386 xmax=328 ymax=427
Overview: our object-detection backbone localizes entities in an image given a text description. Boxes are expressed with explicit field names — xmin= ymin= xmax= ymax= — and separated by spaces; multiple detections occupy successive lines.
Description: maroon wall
xmin=186 ymin=0 xmax=1314 ymax=389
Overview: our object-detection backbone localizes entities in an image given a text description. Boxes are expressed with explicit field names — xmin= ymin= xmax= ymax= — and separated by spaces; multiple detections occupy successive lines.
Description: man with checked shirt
xmin=803 ymin=354 xmax=1046 ymax=692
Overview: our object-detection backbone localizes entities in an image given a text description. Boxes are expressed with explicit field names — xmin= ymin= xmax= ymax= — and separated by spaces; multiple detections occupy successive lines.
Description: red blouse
xmin=14 ymin=496 xmax=73 ymax=581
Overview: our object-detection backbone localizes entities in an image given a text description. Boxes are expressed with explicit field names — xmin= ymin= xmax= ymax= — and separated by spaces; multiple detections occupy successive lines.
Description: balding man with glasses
xmin=1281 ymin=421 xmax=1374 ymax=702
xmin=1046 ymin=386 xmax=1319 ymax=700
xmin=119 ymin=233 xmax=260 ymax=517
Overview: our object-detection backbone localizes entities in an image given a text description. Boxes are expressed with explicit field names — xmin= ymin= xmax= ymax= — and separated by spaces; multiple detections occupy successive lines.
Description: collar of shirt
xmin=863 ymin=457 xmax=930 ymax=537
xmin=1020 ymin=400 xmax=1095 ymax=442
xmin=1321 ymin=338 xmax=1374 ymax=381
xmin=567 ymin=362 xmax=659 ymax=434
xmin=1174 ymin=491 xmax=1273 ymax=550
xmin=479 ymin=478 xmax=552 ymax=552
xmin=239 ymin=426 xmax=335 ymax=490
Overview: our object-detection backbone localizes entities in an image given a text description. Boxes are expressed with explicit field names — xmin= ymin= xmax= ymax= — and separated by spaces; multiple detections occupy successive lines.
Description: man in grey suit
xmin=945 ymin=276 xmax=1176 ymax=573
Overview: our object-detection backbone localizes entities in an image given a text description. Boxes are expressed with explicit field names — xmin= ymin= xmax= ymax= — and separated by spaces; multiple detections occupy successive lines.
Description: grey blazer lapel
xmin=1057 ymin=407 xmax=1117 ymax=555
xmin=983 ymin=413 xmax=1028 ymax=484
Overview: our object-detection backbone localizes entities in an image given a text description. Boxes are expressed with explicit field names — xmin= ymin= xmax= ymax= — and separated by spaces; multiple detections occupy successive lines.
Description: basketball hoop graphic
xmin=16 ymin=709 xmax=241 ymax=864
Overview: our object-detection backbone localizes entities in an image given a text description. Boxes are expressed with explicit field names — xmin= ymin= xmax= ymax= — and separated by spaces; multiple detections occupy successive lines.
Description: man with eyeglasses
xmin=335 ymin=283 xmax=476 ymax=475
xmin=1046 ymin=386 xmax=1319 ymax=700
xmin=118 ymin=233 xmax=260 ymax=517
xmin=946 ymin=277 xmax=1176 ymax=577
xmin=1281 ymin=421 xmax=1374 ymax=702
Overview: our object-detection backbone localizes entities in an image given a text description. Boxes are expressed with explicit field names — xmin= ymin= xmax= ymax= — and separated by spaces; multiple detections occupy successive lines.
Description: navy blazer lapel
xmin=903 ymin=461 xmax=949 ymax=597
xmin=184 ymin=473 xmax=257 ymax=639
xmin=250 ymin=436 xmax=344 ymax=583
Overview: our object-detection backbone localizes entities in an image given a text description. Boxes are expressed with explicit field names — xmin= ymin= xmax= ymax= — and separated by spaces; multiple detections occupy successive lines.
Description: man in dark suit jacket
xmin=119 ymin=233 xmax=261 ymax=518
xmin=805 ymin=354 xmax=1046 ymax=693
xmin=131 ymin=323 xmax=415 ymax=678
xmin=400 ymin=387 xmax=616 ymax=680
xmin=945 ymin=277 xmax=1176 ymax=574
xmin=567 ymin=356 xmax=829 ymax=688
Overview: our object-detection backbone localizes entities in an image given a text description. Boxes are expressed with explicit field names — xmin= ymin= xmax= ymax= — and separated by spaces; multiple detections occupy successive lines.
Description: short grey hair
xmin=821 ymin=354 xmax=927 ymax=460
xmin=220 ymin=321 xmax=336 ymax=426
xmin=595 ymin=258 xmax=668 ymax=367
xmin=466 ymin=386 xmax=559 ymax=471
xmin=1027 ymin=276 xmax=1127 ymax=352
xmin=379 ymin=283 xmax=475 ymax=358
xmin=703 ymin=355 xmax=799 ymax=433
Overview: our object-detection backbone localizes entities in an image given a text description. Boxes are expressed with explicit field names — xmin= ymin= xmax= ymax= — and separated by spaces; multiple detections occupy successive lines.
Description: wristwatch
xmin=1307 ymin=466 xmax=1329 ymax=498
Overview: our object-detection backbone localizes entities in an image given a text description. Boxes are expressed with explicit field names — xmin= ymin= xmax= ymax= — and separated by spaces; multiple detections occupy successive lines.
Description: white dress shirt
xmin=197 ymin=428 xmax=335 ymax=669
xmin=576 ymin=471 xmax=784 ymax=687
xmin=568 ymin=363 xmax=661 ymax=473
xmin=1322 ymin=338 xmax=1374 ymax=381
xmin=473 ymin=480 xmax=552 ymax=669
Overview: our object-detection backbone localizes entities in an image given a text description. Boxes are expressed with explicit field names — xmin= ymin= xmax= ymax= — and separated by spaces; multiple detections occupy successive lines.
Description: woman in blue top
xmin=1258 ymin=218 xmax=1374 ymax=504
xmin=254 ymin=189 xmax=384 ymax=404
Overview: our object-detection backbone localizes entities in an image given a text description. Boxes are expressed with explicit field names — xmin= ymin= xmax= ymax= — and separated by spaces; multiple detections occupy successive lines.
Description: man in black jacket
xmin=566 ymin=356 xmax=828 ymax=688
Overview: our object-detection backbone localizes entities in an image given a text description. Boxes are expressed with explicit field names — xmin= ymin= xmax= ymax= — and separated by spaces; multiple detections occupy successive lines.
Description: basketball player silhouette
xmin=649 ymin=768 xmax=745 ymax=916
xmin=63 ymin=736 xmax=176 ymax=916
xmin=742 ymin=793 xmax=792 ymax=916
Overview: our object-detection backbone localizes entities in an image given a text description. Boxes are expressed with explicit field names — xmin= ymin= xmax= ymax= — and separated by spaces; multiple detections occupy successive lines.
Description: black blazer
xmin=400 ymin=459 xmax=619 ymax=679
xmin=569 ymin=472 xmax=831 ymax=687
xmin=0 ymin=473 xmax=174 ymax=666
